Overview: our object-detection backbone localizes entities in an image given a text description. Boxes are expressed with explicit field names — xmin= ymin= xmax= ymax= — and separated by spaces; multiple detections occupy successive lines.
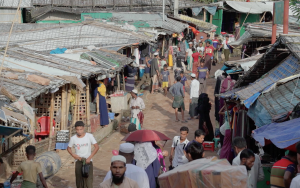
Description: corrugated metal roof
xmin=0 ymin=22 xmax=153 ymax=52
xmin=31 ymin=0 xmax=210 ymax=9
xmin=81 ymin=12 xmax=188 ymax=34
xmin=3 ymin=47 xmax=109 ymax=78
xmin=0 ymin=9 xmax=22 ymax=23
xmin=0 ymin=0 xmax=32 ymax=8
xmin=0 ymin=70 xmax=69 ymax=101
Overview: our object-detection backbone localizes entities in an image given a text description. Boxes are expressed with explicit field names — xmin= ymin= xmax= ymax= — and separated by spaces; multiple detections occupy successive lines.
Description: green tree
xmin=290 ymin=0 xmax=300 ymax=21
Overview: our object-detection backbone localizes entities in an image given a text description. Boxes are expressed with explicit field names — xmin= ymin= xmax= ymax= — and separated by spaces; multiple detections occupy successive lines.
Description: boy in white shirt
xmin=67 ymin=121 xmax=99 ymax=188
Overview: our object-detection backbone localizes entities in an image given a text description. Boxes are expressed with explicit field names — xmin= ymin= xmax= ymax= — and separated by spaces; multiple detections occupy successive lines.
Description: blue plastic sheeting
xmin=0 ymin=125 xmax=23 ymax=136
xmin=253 ymin=117 xmax=300 ymax=149
xmin=204 ymin=6 xmax=217 ymax=16
xmin=244 ymin=92 xmax=260 ymax=108
xmin=248 ymin=100 xmax=273 ymax=128
xmin=236 ymin=55 xmax=300 ymax=100
xmin=192 ymin=7 xmax=202 ymax=16
xmin=50 ymin=48 xmax=67 ymax=54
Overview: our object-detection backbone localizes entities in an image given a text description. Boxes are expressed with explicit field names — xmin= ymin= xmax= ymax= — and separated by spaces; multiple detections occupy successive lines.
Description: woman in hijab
xmin=198 ymin=93 xmax=214 ymax=141
xmin=98 ymin=80 xmax=109 ymax=127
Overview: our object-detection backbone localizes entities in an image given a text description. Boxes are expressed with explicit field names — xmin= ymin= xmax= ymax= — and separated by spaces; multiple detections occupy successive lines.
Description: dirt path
xmin=47 ymin=63 xmax=224 ymax=188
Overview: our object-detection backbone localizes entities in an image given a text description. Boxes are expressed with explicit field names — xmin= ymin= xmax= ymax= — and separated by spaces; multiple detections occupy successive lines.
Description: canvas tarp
xmin=253 ymin=117 xmax=300 ymax=149
xmin=225 ymin=1 xmax=273 ymax=14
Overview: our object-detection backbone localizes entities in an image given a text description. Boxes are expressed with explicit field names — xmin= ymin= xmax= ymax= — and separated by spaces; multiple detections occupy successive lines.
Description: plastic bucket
xmin=139 ymin=69 xmax=145 ymax=78
xmin=108 ymin=112 xmax=115 ymax=120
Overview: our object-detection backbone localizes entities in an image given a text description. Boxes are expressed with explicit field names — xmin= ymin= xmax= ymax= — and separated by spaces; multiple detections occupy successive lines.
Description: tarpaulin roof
xmin=248 ymin=74 xmax=300 ymax=127
xmin=253 ymin=118 xmax=300 ymax=149
xmin=236 ymin=55 xmax=300 ymax=101
xmin=0 ymin=125 xmax=23 ymax=136
xmin=230 ymin=23 xmax=300 ymax=46
xmin=224 ymin=1 xmax=273 ymax=14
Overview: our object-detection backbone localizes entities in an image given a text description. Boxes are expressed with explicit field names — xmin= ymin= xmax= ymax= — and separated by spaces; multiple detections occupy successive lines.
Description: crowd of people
xmin=3 ymin=33 xmax=300 ymax=188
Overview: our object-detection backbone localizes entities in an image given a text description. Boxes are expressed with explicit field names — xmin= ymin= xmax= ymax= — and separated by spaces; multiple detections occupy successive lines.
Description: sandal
xmin=175 ymin=119 xmax=180 ymax=122
xmin=181 ymin=120 xmax=188 ymax=123
xmin=187 ymin=117 xmax=193 ymax=120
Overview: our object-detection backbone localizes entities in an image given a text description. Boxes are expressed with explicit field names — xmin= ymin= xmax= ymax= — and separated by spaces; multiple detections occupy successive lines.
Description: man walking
xmin=203 ymin=41 xmax=214 ymax=72
xmin=136 ymin=55 xmax=151 ymax=91
xmin=169 ymin=76 xmax=186 ymax=123
xmin=169 ymin=126 xmax=189 ymax=169
xmin=103 ymin=143 xmax=150 ymax=188
xmin=197 ymin=60 xmax=209 ymax=94
xmin=232 ymin=137 xmax=264 ymax=188
xmin=100 ymin=155 xmax=139 ymax=188
xmin=67 ymin=121 xmax=99 ymax=188
xmin=188 ymin=73 xmax=199 ymax=120
xmin=150 ymin=52 xmax=160 ymax=94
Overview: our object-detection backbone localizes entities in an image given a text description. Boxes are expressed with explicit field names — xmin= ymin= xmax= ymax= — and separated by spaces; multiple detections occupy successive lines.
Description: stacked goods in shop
xmin=56 ymin=130 xmax=69 ymax=143
xmin=158 ymin=157 xmax=247 ymax=188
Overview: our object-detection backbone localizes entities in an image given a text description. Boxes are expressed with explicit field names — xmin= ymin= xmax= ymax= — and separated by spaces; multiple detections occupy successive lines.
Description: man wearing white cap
xmin=185 ymin=42 xmax=193 ymax=71
xmin=130 ymin=89 xmax=145 ymax=130
xmin=188 ymin=73 xmax=200 ymax=120
xmin=103 ymin=143 xmax=150 ymax=188
xmin=150 ymin=52 xmax=160 ymax=94
xmin=100 ymin=155 xmax=139 ymax=188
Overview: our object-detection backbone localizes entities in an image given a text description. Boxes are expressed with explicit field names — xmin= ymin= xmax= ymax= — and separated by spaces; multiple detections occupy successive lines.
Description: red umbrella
xmin=122 ymin=130 xmax=171 ymax=142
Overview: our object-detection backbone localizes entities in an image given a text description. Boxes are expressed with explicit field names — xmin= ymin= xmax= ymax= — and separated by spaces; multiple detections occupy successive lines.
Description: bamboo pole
xmin=61 ymin=85 xmax=66 ymax=130
xmin=122 ymin=71 xmax=126 ymax=91
xmin=210 ymin=14 xmax=213 ymax=24
xmin=30 ymin=100 xmax=36 ymax=144
xmin=260 ymin=12 xmax=267 ymax=23
xmin=66 ymin=84 xmax=71 ymax=135
xmin=86 ymin=80 xmax=91 ymax=133
xmin=48 ymin=93 xmax=55 ymax=151
xmin=0 ymin=0 xmax=23 ymax=76
xmin=203 ymin=9 xmax=206 ymax=22
xmin=162 ymin=36 xmax=165 ymax=56
xmin=236 ymin=8 xmax=252 ymax=40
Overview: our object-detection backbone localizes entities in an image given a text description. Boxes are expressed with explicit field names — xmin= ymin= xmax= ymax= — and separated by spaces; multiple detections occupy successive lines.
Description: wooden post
xmin=61 ymin=85 xmax=66 ymax=130
xmin=30 ymin=100 xmax=36 ymax=144
xmin=162 ymin=36 xmax=165 ymax=56
xmin=203 ymin=9 xmax=206 ymax=22
xmin=48 ymin=93 xmax=55 ymax=151
xmin=122 ymin=71 xmax=126 ymax=91
xmin=66 ymin=84 xmax=71 ymax=131
xmin=86 ymin=80 xmax=91 ymax=133
xmin=117 ymin=72 xmax=121 ymax=91
xmin=71 ymin=86 xmax=77 ymax=137
xmin=77 ymin=89 xmax=81 ymax=123
xmin=210 ymin=14 xmax=213 ymax=24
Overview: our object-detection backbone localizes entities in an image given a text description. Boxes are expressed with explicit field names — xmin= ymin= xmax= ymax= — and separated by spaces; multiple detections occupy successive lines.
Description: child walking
xmin=10 ymin=145 xmax=48 ymax=188
xmin=161 ymin=64 xmax=171 ymax=96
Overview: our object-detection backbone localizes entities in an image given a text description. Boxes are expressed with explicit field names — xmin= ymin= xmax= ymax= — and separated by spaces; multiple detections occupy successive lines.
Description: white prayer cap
xmin=111 ymin=155 xmax=126 ymax=163
xmin=191 ymin=73 xmax=196 ymax=78
xmin=189 ymin=42 xmax=193 ymax=44
xmin=119 ymin=143 xmax=134 ymax=153
xmin=131 ymin=89 xmax=138 ymax=94
xmin=153 ymin=52 xmax=159 ymax=55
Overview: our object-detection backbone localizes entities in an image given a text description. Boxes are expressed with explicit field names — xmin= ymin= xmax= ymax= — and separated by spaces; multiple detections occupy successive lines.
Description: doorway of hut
xmin=222 ymin=11 xmax=237 ymax=34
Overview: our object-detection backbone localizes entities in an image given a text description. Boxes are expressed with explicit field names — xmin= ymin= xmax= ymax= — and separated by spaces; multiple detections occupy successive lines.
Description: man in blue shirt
xmin=136 ymin=55 xmax=151 ymax=91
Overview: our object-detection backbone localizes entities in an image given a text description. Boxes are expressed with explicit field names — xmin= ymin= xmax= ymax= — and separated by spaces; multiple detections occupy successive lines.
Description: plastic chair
xmin=35 ymin=116 xmax=55 ymax=142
